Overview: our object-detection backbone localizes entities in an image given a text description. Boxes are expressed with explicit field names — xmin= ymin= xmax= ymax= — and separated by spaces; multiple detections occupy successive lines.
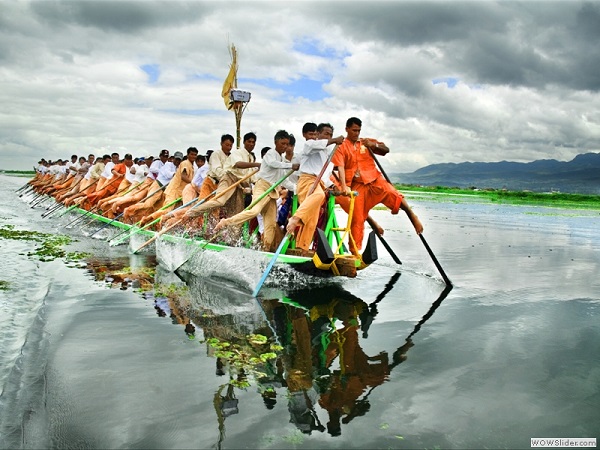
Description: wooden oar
xmin=18 ymin=185 xmax=35 ymax=197
xmin=16 ymin=181 xmax=34 ymax=193
xmin=253 ymin=146 xmax=337 ymax=296
xmin=66 ymin=173 xmax=133 ymax=228
xmin=252 ymin=234 xmax=290 ymax=297
xmin=110 ymin=195 xmax=212 ymax=247
xmin=106 ymin=181 xmax=171 ymax=243
xmin=30 ymin=194 xmax=51 ymax=208
xmin=109 ymin=195 xmax=184 ymax=246
xmin=132 ymin=169 xmax=259 ymax=254
xmin=27 ymin=190 xmax=46 ymax=205
xmin=81 ymin=180 xmax=144 ymax=228
xmin=366 ymin=217 xmax=402 ymax=265
xmin=42 ymin=202 xmax=66 ymax=218
xmin=43 ymin=179 xmax=83 ymax=213
xmin=86 ymin=181 xmax=147 ymax=236
xmin=58 ymin=177 xmax=100 ymax=210
xmin=367 ymin=147 xmax=451 ymax=286
xmin=41 ymin=178 xmax=86 ymax=217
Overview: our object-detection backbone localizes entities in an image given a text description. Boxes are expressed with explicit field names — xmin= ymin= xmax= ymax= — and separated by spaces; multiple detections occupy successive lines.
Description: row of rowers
xmin=33 ymin=118 xmax=423 ymax=255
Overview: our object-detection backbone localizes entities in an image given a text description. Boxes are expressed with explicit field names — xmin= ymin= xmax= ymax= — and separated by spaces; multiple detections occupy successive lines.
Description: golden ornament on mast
xmin=221 ymin=43 xmax=251 ymax=149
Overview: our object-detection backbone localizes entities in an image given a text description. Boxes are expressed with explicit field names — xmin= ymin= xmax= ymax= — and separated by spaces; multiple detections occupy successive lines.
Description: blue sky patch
xmin=141 ymin=64 xmax=160 ymax=84
xmin=242 ymin=76 xmax=329 ymax=102
xmin=293 ymin=38 xmax=339 ymax=59
xmin=432 ymin=77 xmax=459 ymax=88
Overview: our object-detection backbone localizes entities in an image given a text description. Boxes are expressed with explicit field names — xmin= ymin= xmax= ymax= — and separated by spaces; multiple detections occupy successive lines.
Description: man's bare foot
xmin=286 ymin=215 xmax=302 ymax=235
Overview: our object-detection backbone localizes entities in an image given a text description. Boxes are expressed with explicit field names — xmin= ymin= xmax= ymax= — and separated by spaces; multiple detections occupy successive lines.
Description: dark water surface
xmin=1 ymin=175 xmax=598 ymax=449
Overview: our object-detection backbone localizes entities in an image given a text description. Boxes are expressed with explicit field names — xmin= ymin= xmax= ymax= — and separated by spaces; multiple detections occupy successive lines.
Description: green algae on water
xmin=0 ymin=224 xmax=89 ymax=262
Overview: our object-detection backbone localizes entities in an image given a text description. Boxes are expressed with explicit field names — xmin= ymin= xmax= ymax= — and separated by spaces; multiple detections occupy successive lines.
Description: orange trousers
xmin=335 ymin=176 xmax=402 ymax=254
xmin=292 ymin=174 xmax=326 ymax=250
xmin=122 ymin=180 xmax=165 ymax=223
xmin=85 ymin=178 xmax=127 ymax=208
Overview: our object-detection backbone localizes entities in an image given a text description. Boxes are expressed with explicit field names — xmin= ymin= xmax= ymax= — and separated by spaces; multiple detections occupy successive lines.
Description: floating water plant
xmin=0 ymin=224 xmax=89 ymax=262
xmin=205 ymin=334 xmax=282 ymax=389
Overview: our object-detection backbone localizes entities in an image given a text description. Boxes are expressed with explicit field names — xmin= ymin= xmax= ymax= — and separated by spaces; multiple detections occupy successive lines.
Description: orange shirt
xmin=331 ymin=138 xmax=382 ymax=185
xmin=112 ymin=163 xmax=127 ymax=177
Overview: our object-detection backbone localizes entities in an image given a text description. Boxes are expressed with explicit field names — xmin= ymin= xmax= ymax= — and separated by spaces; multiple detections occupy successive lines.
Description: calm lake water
xmin=1 ymin=174 xmax=599 ymax=449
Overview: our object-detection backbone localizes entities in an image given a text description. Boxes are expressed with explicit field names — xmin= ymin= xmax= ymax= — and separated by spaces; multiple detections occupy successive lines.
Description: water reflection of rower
xmin=112 ymin=263 xmax=451 ymax=442
xmin=261 ymin=273 xmax=452 ymax=437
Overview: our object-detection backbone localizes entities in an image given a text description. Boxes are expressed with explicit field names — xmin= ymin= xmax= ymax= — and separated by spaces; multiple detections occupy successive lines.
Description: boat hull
xmin=72 ymin=208 xmax=360 ymax=277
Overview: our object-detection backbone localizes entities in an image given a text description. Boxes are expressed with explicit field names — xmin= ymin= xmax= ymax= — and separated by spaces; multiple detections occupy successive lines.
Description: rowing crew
xmin=28 ymin=117 xmax=423 ymax=257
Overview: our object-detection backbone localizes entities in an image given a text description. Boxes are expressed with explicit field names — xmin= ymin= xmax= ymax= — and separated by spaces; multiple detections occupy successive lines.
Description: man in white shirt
xmin=286 ymin=123 xmax=344 ymax=252
xmin=183 ymin=133 xmax=259 ymax=222
xmin=148 ymin=149 xmax=169 ymax=181
xmin=214 ymin=130 xmax=298 ymax=252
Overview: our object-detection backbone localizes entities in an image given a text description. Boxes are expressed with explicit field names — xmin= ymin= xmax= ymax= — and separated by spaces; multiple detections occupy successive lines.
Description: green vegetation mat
xmin=397 ymin=184 xmax=600 ymax=210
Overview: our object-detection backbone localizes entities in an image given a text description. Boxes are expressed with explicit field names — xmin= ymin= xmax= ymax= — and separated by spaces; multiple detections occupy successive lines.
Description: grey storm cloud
xmin=29 ymin=0 xmax=214 ymax=32
xmin=317 ymin=1 xmax=600 ymax=92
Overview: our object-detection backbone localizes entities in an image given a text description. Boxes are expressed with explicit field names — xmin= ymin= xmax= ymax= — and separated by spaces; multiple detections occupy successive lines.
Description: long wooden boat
xmin=70 ymin=194 xmax=378 ymax=278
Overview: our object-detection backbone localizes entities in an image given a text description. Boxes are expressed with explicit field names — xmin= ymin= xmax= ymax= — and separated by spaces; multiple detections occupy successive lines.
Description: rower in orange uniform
xmin=331 ymin=117 xmax=423 ymax=255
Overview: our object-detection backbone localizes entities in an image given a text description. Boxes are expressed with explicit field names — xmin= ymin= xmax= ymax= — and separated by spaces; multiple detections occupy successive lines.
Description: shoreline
xmin=398 ymin=184 xmax=600 ymax=210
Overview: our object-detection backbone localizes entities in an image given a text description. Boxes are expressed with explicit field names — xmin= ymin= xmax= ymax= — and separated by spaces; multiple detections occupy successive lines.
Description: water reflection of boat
xmin=80 ymin=254 xmax=452 ymax=442
xmin=82 ymin=248 xmax=450 ymax=442
xmin=257 ymin=274 xmax=451 ymax=435
xmin=177 ymin=271 xmax=452 ymax=438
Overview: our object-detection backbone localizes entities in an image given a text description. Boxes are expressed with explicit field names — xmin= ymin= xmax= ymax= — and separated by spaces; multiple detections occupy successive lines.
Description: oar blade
xmin=253 ymin=234 xmax=289 ymax=297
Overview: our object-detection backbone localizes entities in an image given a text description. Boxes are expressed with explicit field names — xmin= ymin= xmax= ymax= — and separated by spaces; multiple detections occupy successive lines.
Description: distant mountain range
xmin=391 ymin=152 xmax=600 ymax=194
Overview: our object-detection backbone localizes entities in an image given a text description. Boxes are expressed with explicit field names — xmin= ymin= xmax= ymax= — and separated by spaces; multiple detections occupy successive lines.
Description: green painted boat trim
xmin=74 ymin=208 xmax=312 ymax=265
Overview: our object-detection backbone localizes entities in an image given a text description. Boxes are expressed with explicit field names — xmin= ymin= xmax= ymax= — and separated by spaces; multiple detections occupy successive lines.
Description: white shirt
xmin=78 ymin=162 xmax=91 ymax=175
xmin=132 ymin=164 xmax=149 ymax=183
xmin=225 ymin=147 xmax=256 ymax=180
xmin=283 ymin=154 xmax=299 ymax=191
xmin=296 ymin=138 xmax=335 ymax=177
xmin=257 ymin=149 xmax=294 ymax=185
xmin=83 ymin=164 xmax=94 ymax=180
xmin=48 ymin=164 xmax=60 ymax=175
xmin=67 ymin=160 xmax=80 ymax=175
xmin=148 ymin=159 xmax=165 ymax=180
xmin=101 ymin=161 xmax=115 ymax=179
xmin=157 ymin=161 xmax=177 ymax=185
xmin=206 ymin=149 xmax=229 ymax=181
xmin=192 ymin=163 xmax=209 ymax=188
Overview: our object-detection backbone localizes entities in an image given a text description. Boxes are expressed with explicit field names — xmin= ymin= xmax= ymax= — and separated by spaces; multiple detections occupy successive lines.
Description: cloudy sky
xmin=1 ymin=0 xmax=600 ymax=173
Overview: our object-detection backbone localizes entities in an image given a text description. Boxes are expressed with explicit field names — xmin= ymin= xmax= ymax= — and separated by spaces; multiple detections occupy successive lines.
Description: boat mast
xmin=221 ymin=43 xmax=251 ymax=149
